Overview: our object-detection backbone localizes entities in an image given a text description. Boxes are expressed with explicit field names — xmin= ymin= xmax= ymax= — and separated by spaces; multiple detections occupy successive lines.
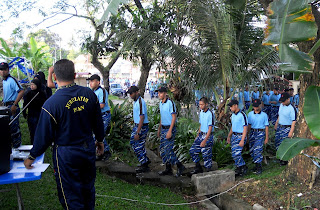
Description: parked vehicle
xmin=110 ymin=83 xmax=123 ymax=96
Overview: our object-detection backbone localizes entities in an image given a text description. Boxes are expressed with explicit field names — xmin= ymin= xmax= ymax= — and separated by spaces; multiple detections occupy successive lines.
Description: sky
xmin=0 ymin=0 xmax=92 ymax=49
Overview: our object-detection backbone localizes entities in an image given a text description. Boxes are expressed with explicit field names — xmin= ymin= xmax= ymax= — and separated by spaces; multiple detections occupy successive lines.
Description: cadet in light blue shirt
xmin=248 ymin=99 xmax=269 ymax=174
xmin=238 ymin=89 xmax=244 ymax=110
xmin=293 ymin=89 xmax=300 ymax=108
xmin=227 ymin=99 xmax=248 ymax=176
xmin=88 ymin=74 xmax=112 ymax=161
xmin=251 ymin=88 xmax=260 ymax=100
xmin=275 ymin=92 xmax=297 ymax=166
xmin=190 ymin=97 xmax=215 ymax=174
xmin=0 ymin=62 xmax=24 ymax=148
xmin=244 ymin=86 xmax=251 ymax=110
xmin=156 ymin=87 xmax=185 ymax=177
xmin=127 ymin=86 xmax=151 ymax=173
xmin=269 ymin=88 xmax=281 ymax=125
xmin=261 ymin=89 xmax=271 ymax=120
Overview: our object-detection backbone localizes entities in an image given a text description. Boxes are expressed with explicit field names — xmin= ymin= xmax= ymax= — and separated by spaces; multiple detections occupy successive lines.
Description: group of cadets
xmin=1 ymin=58 xmax=300 ymax=209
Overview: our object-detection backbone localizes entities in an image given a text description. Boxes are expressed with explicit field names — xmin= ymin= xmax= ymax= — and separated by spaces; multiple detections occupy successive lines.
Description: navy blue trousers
xmin=189 ymin=133 xmax=214 ymax=169
xmin=249 ymin=130 xmax=265 ymax=164
xmin=52 ymin=142 xmax=96 ymax=210
xmin=130 ymin=125 xmax=149 ymax=164
xmin=93 ymin=112 xmax=111 ymax=152
xmin=262 ymin=105 xmax=271 ymax=121
xmin=271 ymin=106 xmax=279 ymax=125
xmin=275 ymin=126 xmax=291 ymax=150
xmin=8 ymin=105 xmax=22 ymax=148
xmin=231 ymin=133 xmax=246 ymax=167
xmin=160 ymin=126 xmax=179 ymax=165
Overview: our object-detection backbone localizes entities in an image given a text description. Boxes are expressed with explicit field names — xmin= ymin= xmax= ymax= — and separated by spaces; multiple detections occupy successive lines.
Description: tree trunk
xmin=138 ymin=56 xmax=152 ymax=97
xmin=284 ymin=41 xmax=320 ymax=188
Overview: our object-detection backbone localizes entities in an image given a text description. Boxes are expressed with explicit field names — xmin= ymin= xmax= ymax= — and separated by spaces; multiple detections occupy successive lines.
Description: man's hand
xmin=11 ymin=105 xmax=17 ymax=116
xmin=264 ymin=138 xmax=269 ymax=145
xmin=95 ymin=142 xmax=104 ymax=156
xmin=134 ymin=134 xmax=140 ymax=140
xmin=239 ymin=140 xmax=244 ymax=147
xmin=288 ymin=131 xmax=293 ymax=138
xmin=274 ymin=125 xmax=278 ymax=130
xmin=48 ymin=66 xmax=54 ymax=75
xmin=200 ymin=140 xmax=207 ymax=148
xmin=227 ymin=136 xmax=231 ymax=144
xmin=157 ymin=130 xmax=160 ymax=138
xmin=24 ymin=159 xmax=34 ymax=169
xmin=166 ymin=130 xmax=172 ymax=139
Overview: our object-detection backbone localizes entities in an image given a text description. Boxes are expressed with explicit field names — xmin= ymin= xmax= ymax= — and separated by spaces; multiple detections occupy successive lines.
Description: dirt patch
xmin=230 ymin=175 xmax=320 ymax=209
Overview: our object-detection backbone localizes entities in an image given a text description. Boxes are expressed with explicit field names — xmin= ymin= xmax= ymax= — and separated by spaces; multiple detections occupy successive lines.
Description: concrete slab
xmin=191 ymin=169 xmax=235 ymax=196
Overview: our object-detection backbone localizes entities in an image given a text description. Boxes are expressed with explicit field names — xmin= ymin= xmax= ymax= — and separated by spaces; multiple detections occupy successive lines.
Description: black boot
xmin=240 ymin=165 xmax=248 ymax=177
xmin=190 ymin=162 xmax=203 ymax=175
xmin=235 ymin=167 xmax=242 ymax=176
xmin=175 ymin=162 xmax=186 ymax=177
xmin=280 ymin=160 xmax=288 ymax=166
xmin=205 ymin=167 xmax=212 ymax=172
xmin=253 ymin=163 xmax=262 ymax=175
xmin=136 ymin=160 xmax=151 ymax=173
xmin=158 ymin=163 xmax=173 ymax=176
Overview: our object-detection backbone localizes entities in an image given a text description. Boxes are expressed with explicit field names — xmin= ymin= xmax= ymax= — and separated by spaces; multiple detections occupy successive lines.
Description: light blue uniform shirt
xmin=278 ymin=104 xmax=297 ymax=125
xmin=244 ymin=91 xmax=250 ymax=101
xmin=238 ymin=91 xmax=244 ymax=104
xmin=159 ymin=98 xmax=177 ymax=126
xmin=270 ymin=93 xmax=281 ymax=106
xmin=3 ymin=75 xmax=23 ymax=103
xmin=94 ymin=86 xmax=110 ymax=112
xmin=248 ymin=111 xmax=269 ymax=129
xmin=231 ymin=111 xmax=248 ymax=133
xmin=199 ymin=109 xmax=215 ymax=133
xmin=252 ymin=91 xmax=260 ymax=100
xmin=195 ymin=90 xmax=202 ymax=100
xmin=133 ymin=96 xmax=149 ymax=124
xmin=262 ymin=94 xmax=271 ymax=105
xmin=294 ymin=94 xmax=299 ymax=106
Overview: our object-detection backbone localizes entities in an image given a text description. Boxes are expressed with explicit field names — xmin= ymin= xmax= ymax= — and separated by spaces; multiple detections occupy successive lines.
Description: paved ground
xmin=111 ymin=92 xmax=159 ymax=105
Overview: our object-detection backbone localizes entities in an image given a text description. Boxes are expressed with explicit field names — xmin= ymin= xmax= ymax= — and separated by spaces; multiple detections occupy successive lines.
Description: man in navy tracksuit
xmin=87 ymin=74 xmax=112 ymax=161
xmin=227 ymin=99 xmax=248 ymax=176
xmin=156 ymin=87 xmax=185 ymax=177
xmin=127 ymin=86 xmax=151 ymax=173
xmin=275 ymin=92 xmax=297 ymax=166
xmin=0 ymin=62 xmax=24 ymax=148
xmin=24 ymin=59 xmax=105 ymax=210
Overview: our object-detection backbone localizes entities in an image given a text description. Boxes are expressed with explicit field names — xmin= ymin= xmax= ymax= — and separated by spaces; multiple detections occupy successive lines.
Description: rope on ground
xmin=96 ymin=178 xmax=253 ymax=206
xmin=303 ymin=153 xmax=320 ymax=168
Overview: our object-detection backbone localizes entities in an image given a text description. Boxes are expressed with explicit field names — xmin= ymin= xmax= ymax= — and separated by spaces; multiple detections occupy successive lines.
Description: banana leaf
xmin=276 ymin=138 xmax=320 ymax=161
xmin=304 ymin=86 xmax=320 ymax=139
xmin=263 ymin=0 xmax=317 ymax=72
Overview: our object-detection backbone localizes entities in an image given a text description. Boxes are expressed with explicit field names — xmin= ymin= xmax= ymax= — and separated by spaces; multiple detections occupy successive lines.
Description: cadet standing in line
xmin=24 ymin=59 xmax=105 ymax=209
xmin=269 ymin=87 xmax=281 ymax=125
xmin=227 ymin=99 xmax=248 ymax=176
xmin=127 ymin=86 xmax=151 ymax=173
xmin=244 ymin=86 xmax=251 ymax=110
xmin=289 ymin=88 xmax=294 ymax=104
xmin=156 ymin=87 xmax=185 ymax=177
xmin=190 ymin=97 xmax=215 ymax=174
xmin=251 ymin=87 xmax=260 ymax=100
xmin=87 ymin=74 xmax=112 ymax=161
xmin=0 ymin=62 xmax=24 ymax=148
xmin=238 ymin=88 xmax=245 ymax=111
xmin=248 ymin=99 xmax=269 ymax=174
xmin=275 ymin=92 xmax=297 ymax=165
xmin=293 ymin=88 xmax=300 ymax=109
xmin=261 ymin=89 xmax=272 ymax=121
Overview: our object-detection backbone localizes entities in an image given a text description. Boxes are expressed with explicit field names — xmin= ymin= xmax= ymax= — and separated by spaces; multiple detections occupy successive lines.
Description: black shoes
xmin=136 ymin=159 xmax=151 ymax=173
xmin=175 ymin=162 xmax=186 ymax=177
xmin=253 ymin=163 xmax=262 ymax=175
xmin=96 ymin=151 xmax=112 ymax=161
xmin=158 ymin=163 xmax=173 ymax=176
xmin=235 ymin=165 xmax=248 ymax=177
xmin=190 ymin=162 xmax=203 ymax=175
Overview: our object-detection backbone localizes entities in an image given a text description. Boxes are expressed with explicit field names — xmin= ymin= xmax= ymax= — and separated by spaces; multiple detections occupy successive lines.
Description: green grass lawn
xmin=0 ymin=117 xmax=191 ymax=209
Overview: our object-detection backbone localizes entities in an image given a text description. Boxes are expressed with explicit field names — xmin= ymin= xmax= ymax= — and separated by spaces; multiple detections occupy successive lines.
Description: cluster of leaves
xmin=106 ymin=99 xmax=133 ymax=153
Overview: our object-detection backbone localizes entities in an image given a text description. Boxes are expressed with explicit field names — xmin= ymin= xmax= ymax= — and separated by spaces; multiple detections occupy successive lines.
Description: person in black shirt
xmin=23 ymin=79 xmax=47 ymax=144
xmin=24 ymin=59 xmax=104 ymax=210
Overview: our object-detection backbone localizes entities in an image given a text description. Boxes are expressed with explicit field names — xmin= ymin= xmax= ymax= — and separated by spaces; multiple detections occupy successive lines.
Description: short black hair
xmin=200 ymin=97 xmax=209 ymax=104
xmin=54 ymin=59 xmax=75 ymax=82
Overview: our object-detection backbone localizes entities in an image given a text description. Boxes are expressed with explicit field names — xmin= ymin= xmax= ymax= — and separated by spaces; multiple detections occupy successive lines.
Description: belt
xmin=252 ymin=129 xmax=265 ymax=132
xmin=102 ymin=110 xmax=110 ymax=115
xmin=200 ymin=131 xmax=213 ymax=135
xmin=135 ymin=123 xmax=149 ymax=126
xmin=279 ymin=124 xmax=291 ymax=128
xmin=264 ymin=104 xmax=271 ymax=106
xmin=162 ymin=125 xmax=171 ymax=129
xmin=245 ymin=101 xmax=250 ymax=103
xmin=233 ymin=132 xmax=243 ymax=135
xmin=4 ymin=101 xmax=15 ymax=106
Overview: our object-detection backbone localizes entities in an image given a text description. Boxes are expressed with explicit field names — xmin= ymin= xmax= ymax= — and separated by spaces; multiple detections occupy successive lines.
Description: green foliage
xmin=146 ymin=104 xmax=161 ymax=149
xmin=106 ymin=99 xmax=133 ymax=153
xmin=212 ymin=139 xmax=233 ymax=167
xmin=263 ymin=0 xmax=317 ymax=72
xmin=304 ymin=86 xmax=320 ymax=139
xmin=276 ymin=138 xmax=320 ymax=161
